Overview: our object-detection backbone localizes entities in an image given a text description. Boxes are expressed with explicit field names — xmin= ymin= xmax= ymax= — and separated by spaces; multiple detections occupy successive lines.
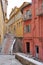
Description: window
xmin=26 ymin=42 xmax=30 ymax=53
xmin=19 ymin=22 xmax=20 ymax=26
xmin=14 ymin=27 xmax=15 ymax=30
xmin=26 ymin=25 xmax=31 ymax=32
xmin=14 ymin=26 xmax=16 ymax=30
xmin=26 ymin=10 xmax=32 ymax=19
xmin=26 ymin=10 xmax=32 ymax=16
xmin=36 ymin=46 xmax=39 ymax=53
xmin=29 ymin=15 xmax=32 ymax=18
xmin=24 ymin=25 xmax=31 ymax=33
xmin=24 ymin=26 xmax=26 ymax=33
xmin=24 ymin=10 xmax=32 ymax=20
xmin=17 ymin=23 xmax=18 ymax=27
xmin=26 ymin=10 xmax=30 ymax=15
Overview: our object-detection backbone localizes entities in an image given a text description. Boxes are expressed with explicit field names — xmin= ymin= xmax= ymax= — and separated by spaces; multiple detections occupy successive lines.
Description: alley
xmin=0 ymin=55 xmax=22 ymax=65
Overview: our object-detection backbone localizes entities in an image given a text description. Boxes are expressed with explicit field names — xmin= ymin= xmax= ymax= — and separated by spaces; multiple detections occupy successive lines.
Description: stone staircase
xmin=1 ymin=34 xmax=16 ymax=54
xmin=1 ymin=33 xmax=23 ymax=54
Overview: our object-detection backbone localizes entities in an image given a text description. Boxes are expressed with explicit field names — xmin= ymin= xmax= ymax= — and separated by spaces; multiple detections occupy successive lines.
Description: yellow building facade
xmin=14 ymin=18 xmax=23 ymax=37
xmin=0 ymin=0 xmax=8 ymax=44
xmin=7 ymin=7 xmax=23 ymax=37
xmin=0 ymin=1 xmax=4 ymax=43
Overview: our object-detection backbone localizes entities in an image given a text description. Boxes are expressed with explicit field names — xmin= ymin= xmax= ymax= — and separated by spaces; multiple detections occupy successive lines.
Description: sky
xmin=7 ymin=0 xmax=32 ymax=19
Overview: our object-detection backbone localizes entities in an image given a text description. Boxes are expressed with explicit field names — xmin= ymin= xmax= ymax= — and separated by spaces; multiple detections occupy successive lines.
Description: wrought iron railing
xmin=23 ymin=14 xmax=32 ymax=21
xmin=23 ymin=16 xmax=32 ymax=21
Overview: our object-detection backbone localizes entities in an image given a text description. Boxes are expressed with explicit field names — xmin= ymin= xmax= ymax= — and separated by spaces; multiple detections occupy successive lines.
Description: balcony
xmin=23 ymin=12 xmax=32 ymax=21
xmin=36 ymin=4 xmax=43 ymax=16
xmin=23 ymin=10 xmax=32 ymax=21
xmin=23 ymin=16 xmax=32 ymax=21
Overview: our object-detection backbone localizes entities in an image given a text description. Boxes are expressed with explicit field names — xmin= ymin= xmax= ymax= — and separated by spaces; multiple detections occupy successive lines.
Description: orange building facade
xmin=22 ymin=3 xmax=33 ymax=56
xmin=22 ymin=1 xmax=43 ymax=61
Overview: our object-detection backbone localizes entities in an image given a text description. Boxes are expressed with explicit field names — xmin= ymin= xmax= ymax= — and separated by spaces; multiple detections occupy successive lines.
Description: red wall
xmin=23 ymin=0 xmax=43 ymax=61
xmin=23 ymin=4 xmax=34 ymax=56
xmin=32 ymin=0 xmax=43 ymax=61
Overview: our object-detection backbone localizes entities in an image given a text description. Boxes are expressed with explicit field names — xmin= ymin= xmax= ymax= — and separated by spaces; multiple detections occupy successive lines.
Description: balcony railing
xmin=23 ymin=16 xmax=32 ymax=21
xmin=23 ymin=13 xmax=32 ymax=21
xmin=36 ymin=4 xmax=43 ymax=16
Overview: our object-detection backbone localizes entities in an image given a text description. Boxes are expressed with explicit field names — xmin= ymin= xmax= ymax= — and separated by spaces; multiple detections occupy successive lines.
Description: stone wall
xmin=15 ymin=54 xmax=36 ymax=65
xmin=13 ymin=38 xmax=23 ymax=53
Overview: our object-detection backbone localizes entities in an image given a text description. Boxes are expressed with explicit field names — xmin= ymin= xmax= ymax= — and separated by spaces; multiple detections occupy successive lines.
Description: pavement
xmin=0 ymin=55 xmax=22 ymax=65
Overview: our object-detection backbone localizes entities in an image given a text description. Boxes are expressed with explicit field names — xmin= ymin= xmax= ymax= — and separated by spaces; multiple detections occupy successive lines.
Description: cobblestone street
xmin=0 ymin=55 xmax=22 ymax=65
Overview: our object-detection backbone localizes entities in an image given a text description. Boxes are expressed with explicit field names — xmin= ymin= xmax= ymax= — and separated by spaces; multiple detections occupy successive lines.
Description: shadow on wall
xmin=13 ymin=38 xmax=23 ymax=53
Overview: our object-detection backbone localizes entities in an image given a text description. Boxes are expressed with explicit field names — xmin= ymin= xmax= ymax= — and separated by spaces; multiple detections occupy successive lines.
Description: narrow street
xmin=0 ymin=0 xmax=43 ymax=64
xmin=0 ymin=55 xmax=22 ymax=65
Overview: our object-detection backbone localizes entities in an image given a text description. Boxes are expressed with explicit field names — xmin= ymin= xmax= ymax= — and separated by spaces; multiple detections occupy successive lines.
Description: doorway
xmin=35 ymin=46 xmax=39 ymax=58
xmin=26 ymin=42 xmax=30 ymax=53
